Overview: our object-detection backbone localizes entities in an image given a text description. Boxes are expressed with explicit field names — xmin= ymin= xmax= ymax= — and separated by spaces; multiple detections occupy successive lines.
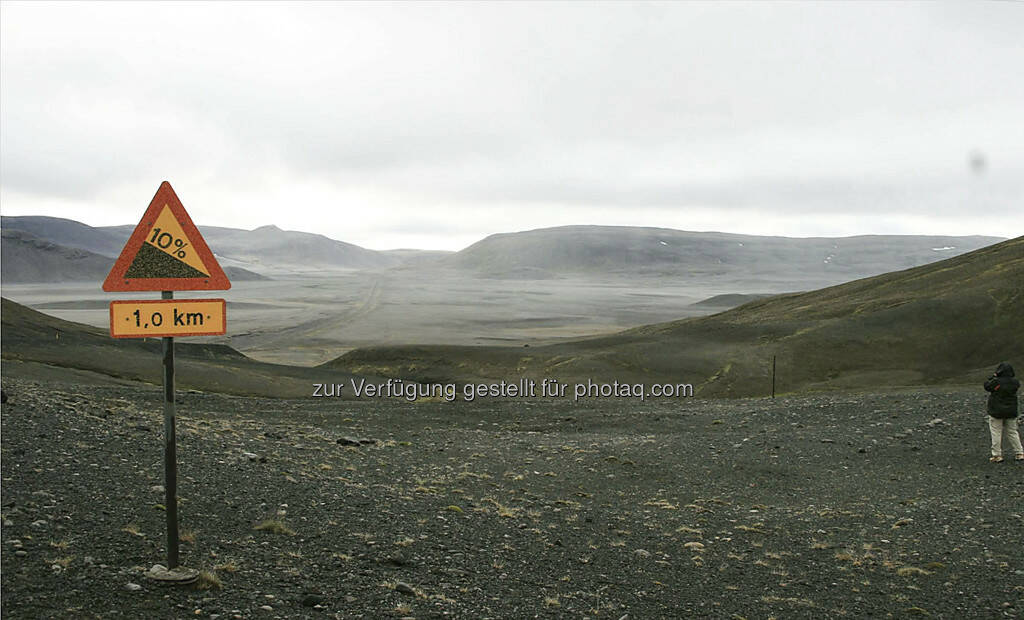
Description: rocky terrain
xmin=2 ymin=372 xmax=1022 ymax=619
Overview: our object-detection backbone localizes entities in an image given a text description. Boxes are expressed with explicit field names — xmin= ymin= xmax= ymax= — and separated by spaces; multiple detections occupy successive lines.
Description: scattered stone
xmin=145 ymin=566 xmax=200 ymax=584
xmin=30 ymin=519 xmax=47 ymax=529
xmin=0 ymin=379 xmax=1016 ymax=615
xmin=337 ymin=436 xmax=377 ymax=446
xmin=382 ymin=553 xmax=409 ymax=567
xmin=241 ymin=452 xmax=260 ymax=462
xmin=125 ymin=583 xmax=143 ymax=592
xmin=14 ymin=550 xmax=27 ymax=557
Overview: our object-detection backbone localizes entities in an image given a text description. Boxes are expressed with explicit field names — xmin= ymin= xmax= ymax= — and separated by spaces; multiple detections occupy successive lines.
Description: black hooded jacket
xmin=984 ymin=362 xmax=1020 ymax=419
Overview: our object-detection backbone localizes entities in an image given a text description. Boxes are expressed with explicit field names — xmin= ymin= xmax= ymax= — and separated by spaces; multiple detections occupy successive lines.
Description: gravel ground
xmin=2 ymin=374 xmax=1023 ymax=619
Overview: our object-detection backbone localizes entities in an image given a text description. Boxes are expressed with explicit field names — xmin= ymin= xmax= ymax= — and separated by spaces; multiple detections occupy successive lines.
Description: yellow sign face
xmin=110 ymin=299 xmax=226 ymax=338
xmin=102 ymin=182 xmax=231 ymax=291
xmin=145 ymin=205 xmax=212 ymax=275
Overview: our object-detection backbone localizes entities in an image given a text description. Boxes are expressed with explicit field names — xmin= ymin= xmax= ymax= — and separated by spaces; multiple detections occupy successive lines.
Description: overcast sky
xmin=2 ymin=2 xmax=1022 ymax=250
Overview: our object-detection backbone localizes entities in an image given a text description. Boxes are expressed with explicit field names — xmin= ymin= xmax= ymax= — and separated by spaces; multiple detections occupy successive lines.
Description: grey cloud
xmin=1 ymin=2 xmax=1022 ymax=242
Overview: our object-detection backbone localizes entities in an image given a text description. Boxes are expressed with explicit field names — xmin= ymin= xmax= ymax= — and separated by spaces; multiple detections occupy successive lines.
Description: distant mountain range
xmin=445 ymin=225 xmax=1002 ymax=282
xmin=3 ymin=235 xmax=1021 ymax=397
xmin=101 ymin=223 xmax=402 ymax=274
xmin=0 ymin=215 xmax=1004 ymax=285
xmin=0 ymin=216 xmax=404 ymax=282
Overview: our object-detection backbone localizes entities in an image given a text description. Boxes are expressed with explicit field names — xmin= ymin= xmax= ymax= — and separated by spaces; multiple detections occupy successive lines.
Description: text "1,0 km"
xmin=109 ymin=299 xmax=227 ymax=338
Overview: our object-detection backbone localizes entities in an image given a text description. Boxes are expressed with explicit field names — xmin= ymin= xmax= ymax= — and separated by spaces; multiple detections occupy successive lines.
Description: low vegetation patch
xmin=195 ymin=570 xmax=223 ymax=591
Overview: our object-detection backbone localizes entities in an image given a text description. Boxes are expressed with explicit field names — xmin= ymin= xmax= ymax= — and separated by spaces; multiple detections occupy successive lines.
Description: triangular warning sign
xmin=103 ymin=182 xmax=231 ymax=291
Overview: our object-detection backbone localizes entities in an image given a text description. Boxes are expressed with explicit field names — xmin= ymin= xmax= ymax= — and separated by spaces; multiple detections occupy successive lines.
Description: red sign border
xmin=102 ymin=182 xmax=231 ymax=291
xmin=109 ymin=298 xmax=227 ymax=338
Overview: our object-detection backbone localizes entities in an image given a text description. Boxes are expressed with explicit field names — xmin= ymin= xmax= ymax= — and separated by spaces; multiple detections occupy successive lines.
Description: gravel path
xmin=2 ymin=375 xmax=1022 ymax=618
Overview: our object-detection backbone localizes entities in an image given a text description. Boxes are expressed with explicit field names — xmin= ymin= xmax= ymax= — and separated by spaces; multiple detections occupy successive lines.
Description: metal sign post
xmin=102 ymin=182 xmax=231 ymax=585
xmin=162 ymin=290 xmax=179 ymax=570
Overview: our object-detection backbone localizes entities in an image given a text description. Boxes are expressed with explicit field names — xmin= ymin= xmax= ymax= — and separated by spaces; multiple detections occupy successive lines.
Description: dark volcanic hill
xmin=0 ymin=229 xmax=114 ymax=283
xmin=0 ymin=298 xmax=368 ymax=397
xmin=1 ymin=215 xmax=127 ymax=257
xmin=444 ymin=225 xmax=1001 ymax=281
xmin=206 ymin=225 xmax=399 ymax=272
xmin=328 ymin=236 xmax=1024 ymax=396
xmin=691 ymin=293 xmax=774 ymax=309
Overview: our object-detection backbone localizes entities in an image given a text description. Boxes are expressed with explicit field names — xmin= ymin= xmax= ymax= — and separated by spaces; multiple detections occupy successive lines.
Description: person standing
xmin=983 ymin=362 xmax=1022 ymax=463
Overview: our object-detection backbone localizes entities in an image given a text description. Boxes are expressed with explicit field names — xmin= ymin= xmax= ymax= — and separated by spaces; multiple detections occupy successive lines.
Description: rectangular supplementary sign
xmin=110 ymin=299 xmax=226 ymax=338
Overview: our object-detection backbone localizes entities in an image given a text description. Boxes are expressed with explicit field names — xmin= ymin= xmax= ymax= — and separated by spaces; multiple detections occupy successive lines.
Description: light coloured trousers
xmin=988 ymin=416 xmax=1023 ymax=458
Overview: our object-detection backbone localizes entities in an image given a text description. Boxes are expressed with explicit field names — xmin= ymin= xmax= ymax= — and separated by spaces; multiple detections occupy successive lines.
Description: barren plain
xmin=1 ymin=270 xmax=741 ymax=367
xmin=2 ymin=370 xmax=1023 ymax=619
